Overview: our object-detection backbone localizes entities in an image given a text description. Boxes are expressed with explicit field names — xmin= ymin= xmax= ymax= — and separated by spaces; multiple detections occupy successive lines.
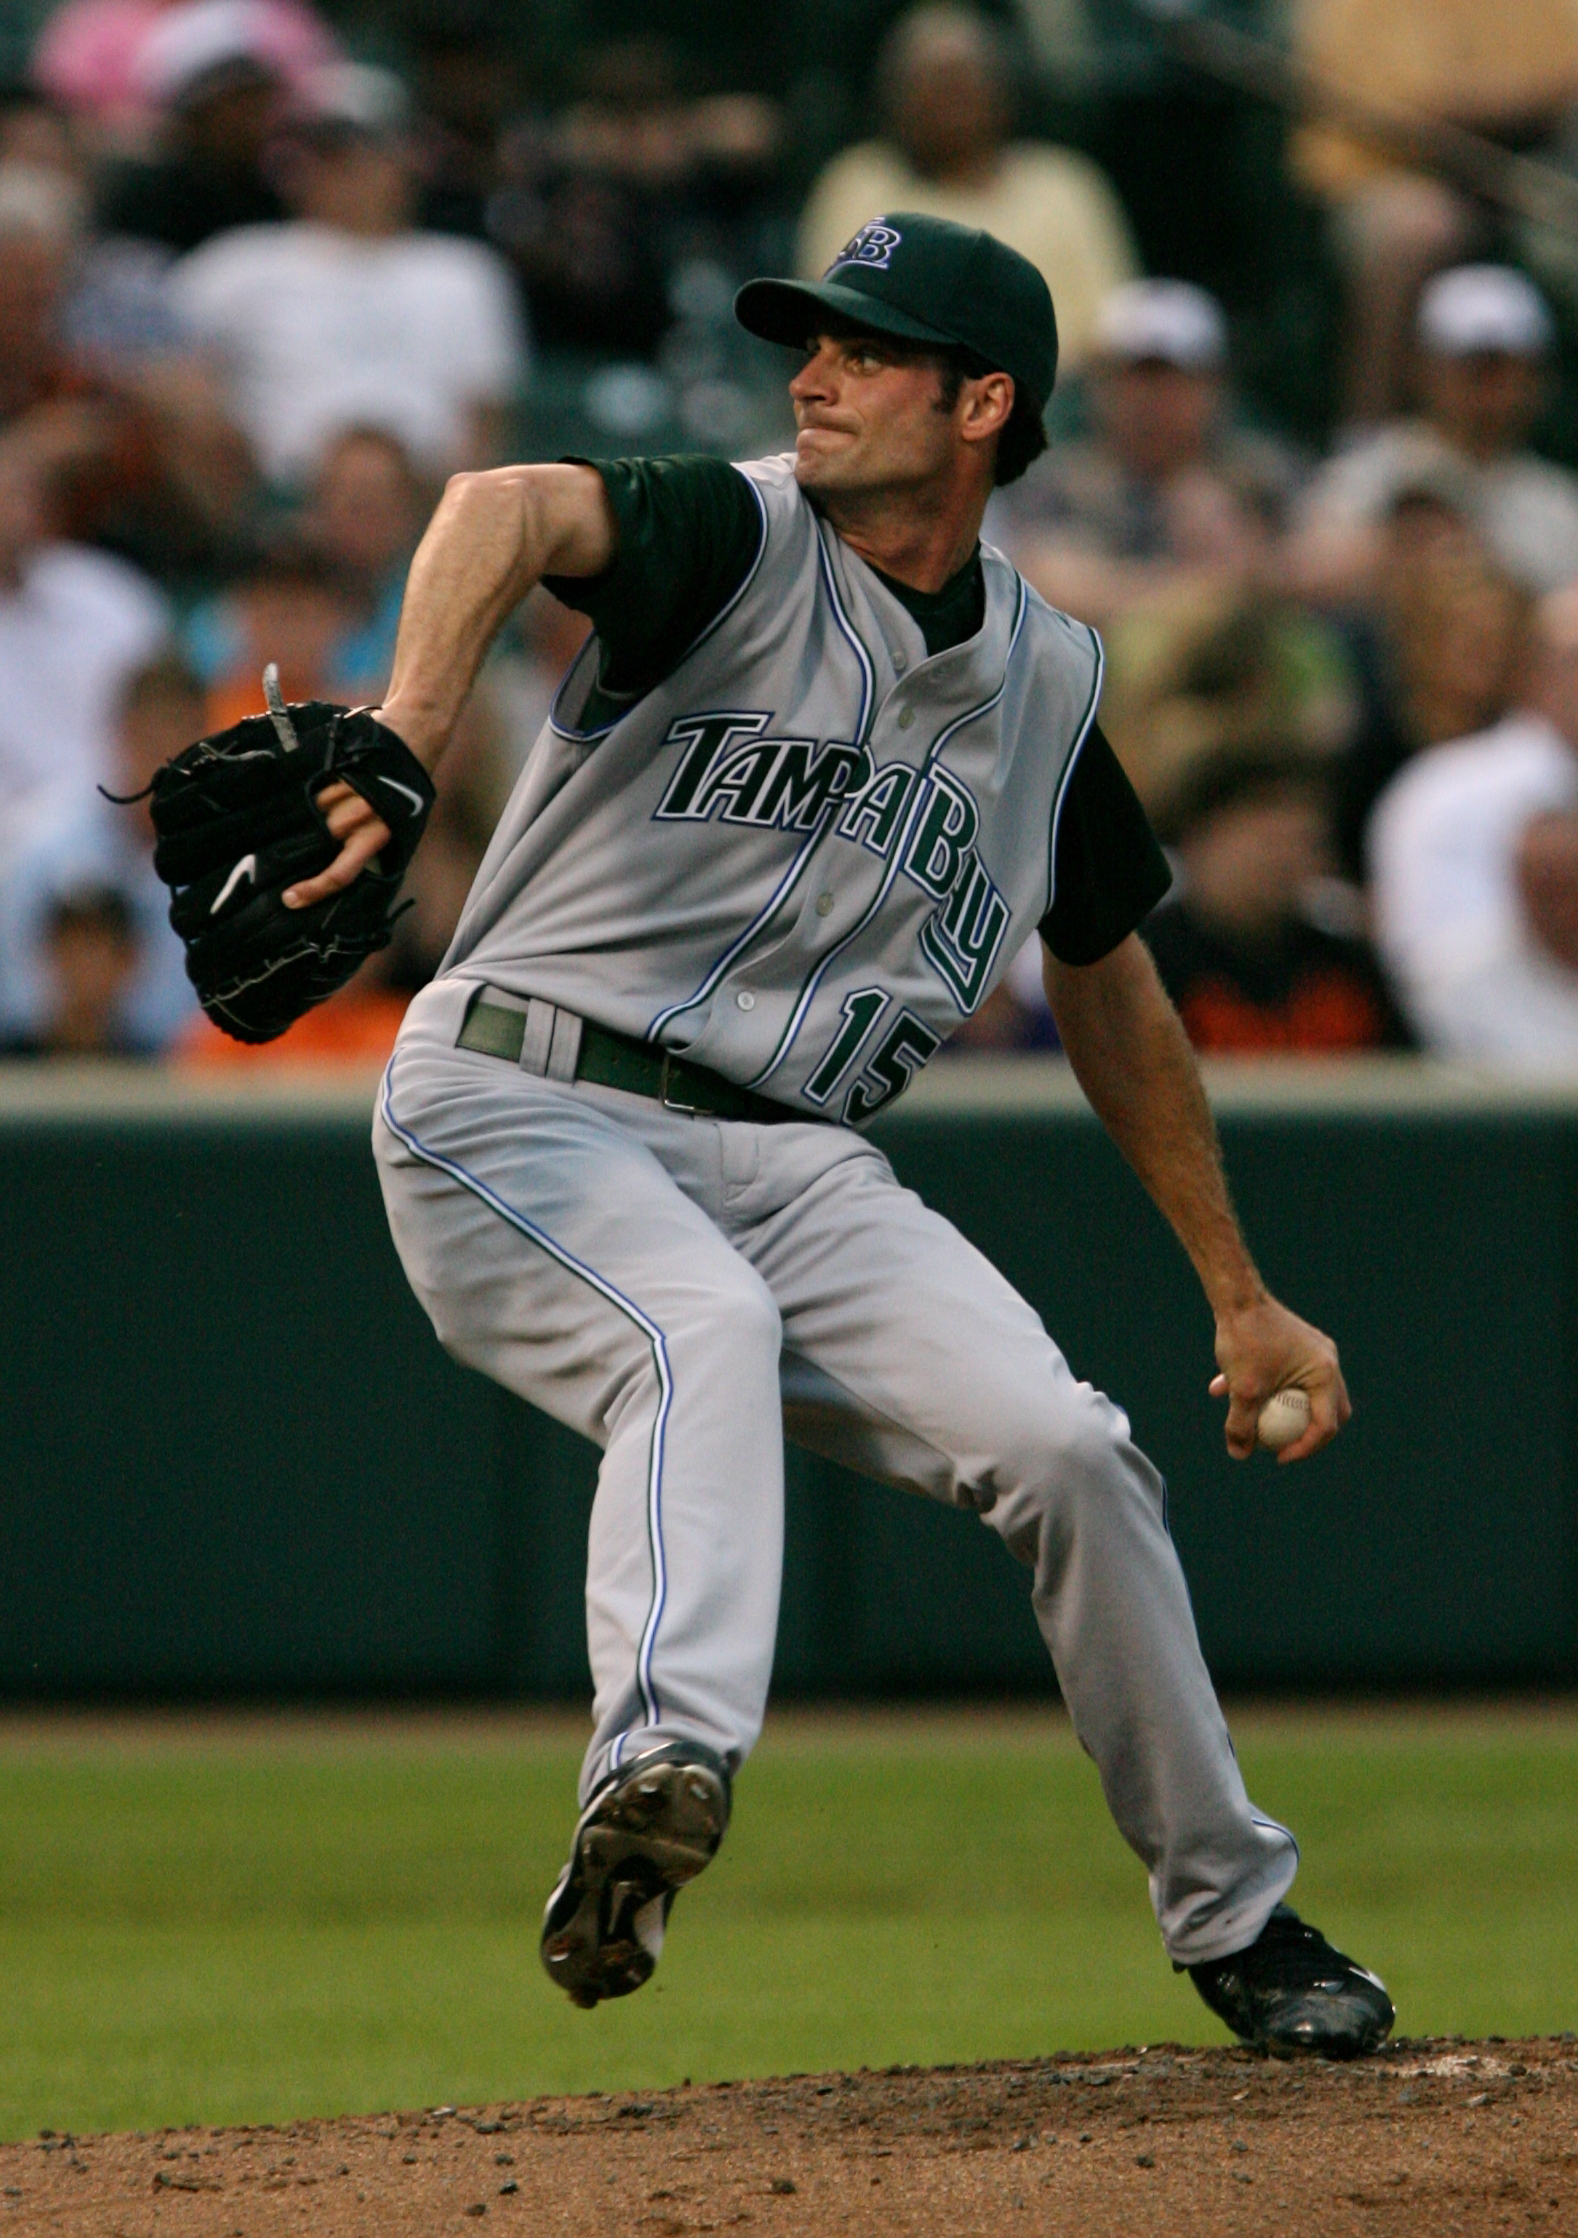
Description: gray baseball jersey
xmin=422 ymin=452 xmax=1101 ymax=1120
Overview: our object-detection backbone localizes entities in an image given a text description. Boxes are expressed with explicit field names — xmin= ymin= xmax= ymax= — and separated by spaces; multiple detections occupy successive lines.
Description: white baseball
xmin=1257 ymin=1387 xmax=1312 ymax=1453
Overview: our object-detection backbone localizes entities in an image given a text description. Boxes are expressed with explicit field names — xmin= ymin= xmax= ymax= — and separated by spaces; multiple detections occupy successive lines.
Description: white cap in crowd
xmin=1417 ymin=265 xmax=1554 ymax=359
xmin=295 ymin=62 xmax=411 ymax=139
xmin=1094 ymin=280 xmax=1228 ymax=372
xmin=137 ymin=0 xmax=282 ymax=111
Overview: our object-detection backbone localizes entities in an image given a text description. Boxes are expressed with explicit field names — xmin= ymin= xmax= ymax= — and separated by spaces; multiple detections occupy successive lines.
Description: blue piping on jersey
xmin=814 ymin=520 xmax=876 ymax=746
xmin=546 ymin=633 xmax=620 ymax=743
xmin=547 ymin=471 xmax=770 ymax=745
xmin=378 ymin=1056 xmax=673 ymax=1744
xmin=640 ymin=499 xmax=875 ymax=1045
xmin=746 ymin=573 xmax=1030 ymax=1089
xmin=1042 ymin=620 xmax=1105 ymax=922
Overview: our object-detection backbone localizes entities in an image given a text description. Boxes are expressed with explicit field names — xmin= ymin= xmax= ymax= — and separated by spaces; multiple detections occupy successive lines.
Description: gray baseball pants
xmin=374 ymin=990 xmax=1297 ymax=1965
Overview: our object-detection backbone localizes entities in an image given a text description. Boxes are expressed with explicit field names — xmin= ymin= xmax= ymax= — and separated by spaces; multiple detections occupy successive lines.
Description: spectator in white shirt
xmin=1291 ymin=267 xmax=1578 ymax=603
xmin=1369 ymin=585 xmax=1578 ymax=1069
xmin=168 ymin=62 xmax=529 ymax=488
xmin=0 ymin=431 xmax=167 ymax=834
xmin=0 ymin=651 xmax=202 ymax=1049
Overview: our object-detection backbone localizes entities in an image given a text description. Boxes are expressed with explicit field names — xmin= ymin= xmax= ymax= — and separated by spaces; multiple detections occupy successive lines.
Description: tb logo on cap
xmin=830 ymin=222 xmax=902 ymax=274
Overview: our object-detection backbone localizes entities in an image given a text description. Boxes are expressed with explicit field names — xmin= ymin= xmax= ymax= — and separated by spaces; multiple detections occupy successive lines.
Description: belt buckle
xmin=658 ymin=1051 xmax=700 ymax=1115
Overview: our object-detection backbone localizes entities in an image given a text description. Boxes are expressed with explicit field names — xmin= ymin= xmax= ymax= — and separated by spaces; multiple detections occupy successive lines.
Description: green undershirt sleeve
xmin=1039 ymin=724 xmax=1173 ymax=966
xmin=543 ymin=456 xmax=765 ymax=719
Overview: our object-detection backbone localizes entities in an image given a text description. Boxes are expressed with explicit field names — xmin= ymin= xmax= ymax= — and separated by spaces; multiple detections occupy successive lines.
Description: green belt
xmin=458 ymin=994 xmax=829 ymax=1127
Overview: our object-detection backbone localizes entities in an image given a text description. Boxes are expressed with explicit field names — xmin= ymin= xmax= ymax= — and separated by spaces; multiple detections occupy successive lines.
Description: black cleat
xmin=1185 ymin=1903 xmax=1395 ymax=2059
xmin=540 ymin=1741 xmax=731 ymax=2009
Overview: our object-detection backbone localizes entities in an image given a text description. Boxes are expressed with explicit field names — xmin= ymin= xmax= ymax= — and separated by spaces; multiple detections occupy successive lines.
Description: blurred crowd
xmin=8 ymin=0 xmax=1578 ymax=1078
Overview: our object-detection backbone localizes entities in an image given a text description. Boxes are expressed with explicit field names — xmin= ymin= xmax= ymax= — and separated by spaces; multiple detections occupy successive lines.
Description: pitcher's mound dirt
xmin=7 ymin=2038 xmax=1575 ymax=2237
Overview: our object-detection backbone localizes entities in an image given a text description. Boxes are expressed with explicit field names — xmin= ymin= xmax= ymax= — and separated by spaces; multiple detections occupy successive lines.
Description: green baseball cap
xmin=734 ymin=212 xmax=1058 ymax=411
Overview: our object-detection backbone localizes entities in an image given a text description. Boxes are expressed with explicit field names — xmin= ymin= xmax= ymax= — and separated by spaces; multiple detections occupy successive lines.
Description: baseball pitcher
xmin=156 ymin=214 xmax=1393 ymax=2057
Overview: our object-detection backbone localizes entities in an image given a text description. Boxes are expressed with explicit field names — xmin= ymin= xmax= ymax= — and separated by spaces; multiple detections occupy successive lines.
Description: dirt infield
xmin=6 ymin=2039 xmax=1576 ymax=2238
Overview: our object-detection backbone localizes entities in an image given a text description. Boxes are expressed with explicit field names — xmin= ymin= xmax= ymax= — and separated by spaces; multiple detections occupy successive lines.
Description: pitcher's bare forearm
xmin=1044 ymin=934 xmax=1348 ymax=1461
xmin=282 ymin=464 xmax=616 ymax=910
xmin=379 ymin=462 xmax=617 ymax=769
xmin=1043 ymin=933 xmax=1262 ymax=1314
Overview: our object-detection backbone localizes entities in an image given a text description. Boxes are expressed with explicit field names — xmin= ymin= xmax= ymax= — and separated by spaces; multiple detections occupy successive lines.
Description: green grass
xmin=0 ymin=1703 xmax=1573 ymax=2141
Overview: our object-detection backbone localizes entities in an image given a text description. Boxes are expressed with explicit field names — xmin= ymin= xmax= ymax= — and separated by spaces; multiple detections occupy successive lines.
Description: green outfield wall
xmin=3 ymin=1058 xmax=1574 ymax=1697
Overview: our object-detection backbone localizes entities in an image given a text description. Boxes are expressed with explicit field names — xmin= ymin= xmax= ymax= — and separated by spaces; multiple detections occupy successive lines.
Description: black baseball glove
xmin=146 ymin=683 xmax=436 ymax=1044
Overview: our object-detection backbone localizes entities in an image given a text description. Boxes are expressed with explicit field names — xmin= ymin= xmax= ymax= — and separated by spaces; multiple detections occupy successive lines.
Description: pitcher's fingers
xmin=1278 ymin=1378 xmax=1342 ymax=1465
xmin=318 ymin=785 xmax=368 ymax=837
xmin=1209 ymin=1371 xmax=1228 ymax=1397
xmin=313 ymin=781 xmax=387 ymax=846
xmin=284 ymin=818 xmax=390 ymax=908
xmin=1223 ymin=1387 xmax=1262 ymax=1461
xmin=1310 ymin=1370 xmax=1346 ymax=1443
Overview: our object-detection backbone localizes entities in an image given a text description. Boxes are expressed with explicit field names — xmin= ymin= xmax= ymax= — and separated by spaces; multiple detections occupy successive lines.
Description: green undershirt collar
xmin=868 ymin=548 xmax=985 ymax=660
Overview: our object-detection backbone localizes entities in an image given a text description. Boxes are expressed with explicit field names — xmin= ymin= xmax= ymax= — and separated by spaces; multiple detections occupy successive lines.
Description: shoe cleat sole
xmin=541 ymin=1747 xmax=729 ymax=2009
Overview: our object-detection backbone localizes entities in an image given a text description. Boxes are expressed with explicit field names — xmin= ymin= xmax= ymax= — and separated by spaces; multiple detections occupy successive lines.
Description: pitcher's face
xmin=789 ymin=333 xmax=964 ymax=498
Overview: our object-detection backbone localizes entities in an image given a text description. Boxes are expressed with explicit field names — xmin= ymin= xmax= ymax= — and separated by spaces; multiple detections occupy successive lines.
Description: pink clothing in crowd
xmin=33 ymin=0 xmax=337 ymax=135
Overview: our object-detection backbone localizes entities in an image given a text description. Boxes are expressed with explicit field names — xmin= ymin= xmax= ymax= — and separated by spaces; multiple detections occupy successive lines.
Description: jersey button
xmin=815 ymin=892 xmax=834 ymax=916
xmin=735 ymin=990 xmax=756 ymax=1010
xmin=897 ymin=706 xmax=916 ymax=729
